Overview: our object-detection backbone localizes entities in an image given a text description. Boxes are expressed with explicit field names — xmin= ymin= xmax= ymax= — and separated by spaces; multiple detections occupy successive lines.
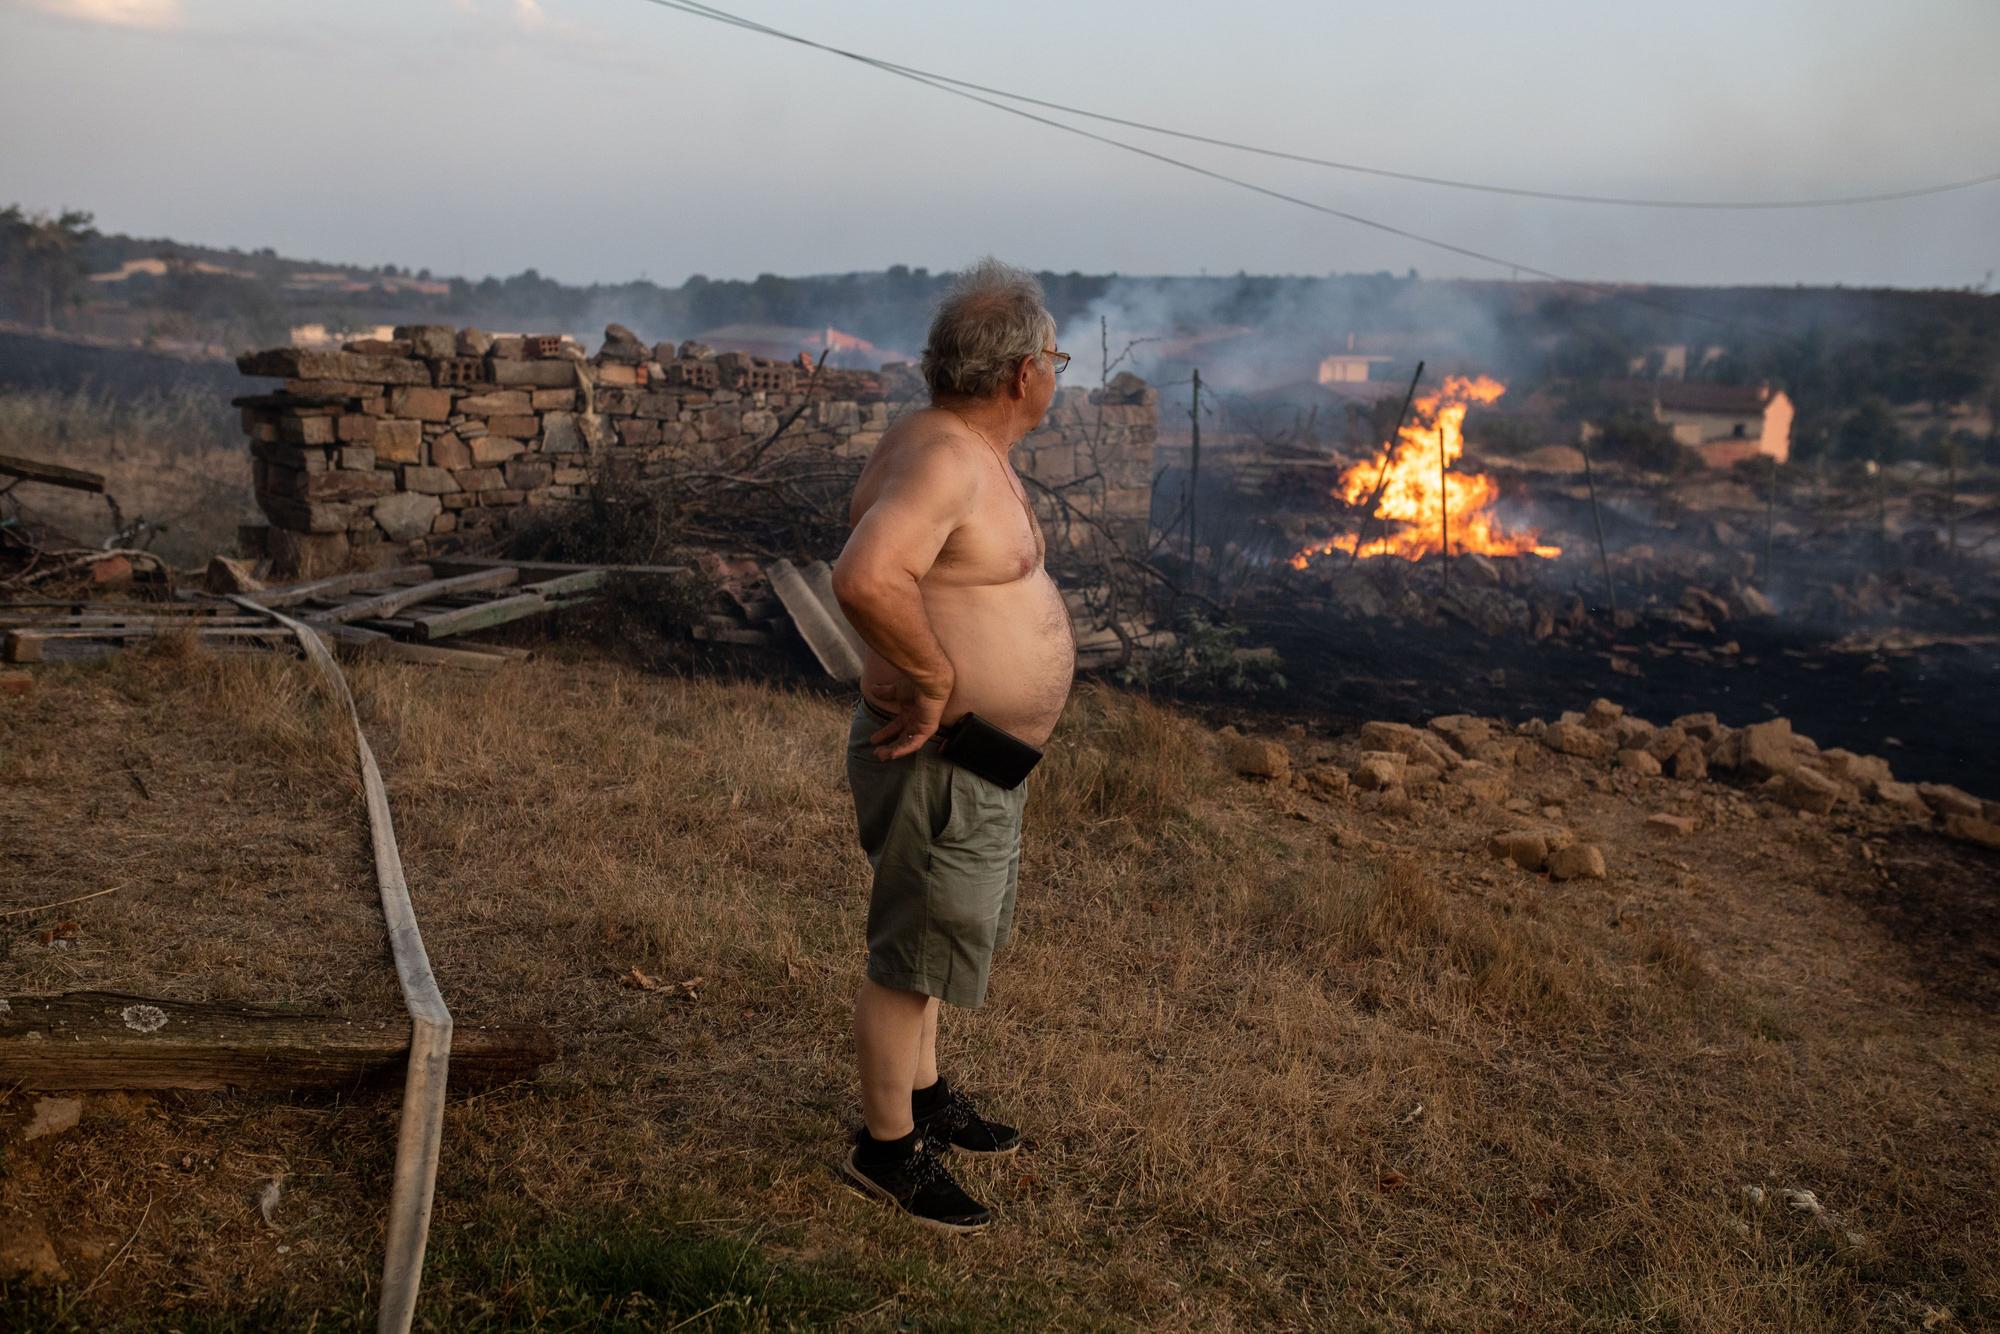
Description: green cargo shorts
xmin=846 ymin=698 xmax=1029 ymax=1009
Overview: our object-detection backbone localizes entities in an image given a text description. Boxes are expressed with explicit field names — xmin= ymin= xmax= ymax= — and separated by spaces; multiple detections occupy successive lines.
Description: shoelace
xmin=906 ymin=1144 xmax=950 ymax=1189
xmin=922 ymin=1087 xmax=979 ymax=1135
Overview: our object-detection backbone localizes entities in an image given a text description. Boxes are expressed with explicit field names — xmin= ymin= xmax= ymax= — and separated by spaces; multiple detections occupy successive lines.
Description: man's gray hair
xmin=921 ymin=257 xmax=1056 ymax=401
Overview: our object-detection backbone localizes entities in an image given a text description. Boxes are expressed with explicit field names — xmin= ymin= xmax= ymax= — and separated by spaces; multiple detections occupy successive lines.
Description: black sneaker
xmin=841 ymin=1132 xmax=992 ymax=1234
xmin=915 ymin=1081 xmax=1022 ymax=1157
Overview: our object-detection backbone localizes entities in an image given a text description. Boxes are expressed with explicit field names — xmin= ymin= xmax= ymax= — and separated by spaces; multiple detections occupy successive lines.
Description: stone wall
xmin=236 ymin=324 xmax=1155 ymax=577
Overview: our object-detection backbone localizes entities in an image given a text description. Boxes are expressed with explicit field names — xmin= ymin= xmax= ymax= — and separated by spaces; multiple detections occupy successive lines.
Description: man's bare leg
xmin=916 ymin=996 xmax=940 ymax=1090
xmin=854 ymin=979 xmax=930 ymax=1140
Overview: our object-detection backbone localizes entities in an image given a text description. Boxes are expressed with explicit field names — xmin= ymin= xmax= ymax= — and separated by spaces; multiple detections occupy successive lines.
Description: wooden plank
xmin=409 ymin=571 xmax=604 ymax=640
xmin=0 ymin=992 xmax=553 ymax=1092
xmin=7 ymin=626 xmax=306 ymax=660
xmin=767 ymin=558 xmax=862 ymax=682
xmin=0 ymin=451 xmax=106 ymax=493
xmin=233 ymin=595 xmax=456 ymax=1332
xmin=255 ymin=565 xmax=435 ymax=610
xmin=802 ymin=559 xmax=868 ymax=664
xmin=424 ymin=557 xmax=690 ymax=580
xmin=0 ymin=614 xmax=269 ymax=630
xmin=311 ymin=567 xmax=520 ymax=626
xmin=340 ymin=637 xmax=510 ymax=672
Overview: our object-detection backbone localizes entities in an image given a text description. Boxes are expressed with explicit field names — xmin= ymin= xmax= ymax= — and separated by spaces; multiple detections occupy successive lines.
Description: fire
xmin=1289 ymin=374 xmax=1560 ymax=567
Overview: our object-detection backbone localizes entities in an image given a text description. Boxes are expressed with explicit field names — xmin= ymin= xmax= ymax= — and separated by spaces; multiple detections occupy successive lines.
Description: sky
xmin=2 ymin=0 xmax=1997 ymax=290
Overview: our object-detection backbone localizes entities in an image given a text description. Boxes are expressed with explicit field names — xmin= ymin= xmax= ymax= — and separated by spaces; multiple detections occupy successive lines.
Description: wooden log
xmin=409 ymin=571 xmax=604 ymax=640
xmin=0 ymin=992 xmax=555 ymax=1093
xmin=0 ymin=451 xmax=107 ymax=493
xmin=253 ymin=565 xmax=435 ymax=610
xmin=311 ymin=567 xmax=520 ymax=626
xmin=767 ymin=558 xmax=862 ymax=682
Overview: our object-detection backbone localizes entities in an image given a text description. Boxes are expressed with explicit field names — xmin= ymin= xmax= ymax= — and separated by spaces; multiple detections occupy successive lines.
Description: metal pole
xmin=1185 ymin=368 xmax=1201 ymax=570
xmin=1581 ymin=441 xmax=1617 ymax=615
xmin=1348 ymin=360 xmax=1425 ymax=566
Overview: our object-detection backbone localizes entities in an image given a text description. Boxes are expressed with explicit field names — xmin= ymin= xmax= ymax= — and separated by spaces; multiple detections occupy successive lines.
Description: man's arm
xmin=831 ymin=437 xmax=981 ymax=759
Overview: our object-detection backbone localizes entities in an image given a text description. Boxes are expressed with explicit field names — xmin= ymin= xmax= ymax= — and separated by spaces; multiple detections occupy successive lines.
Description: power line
xmin=651 ymin=1 xmax=2000 ymax=211
xmin=635 ymin=0 xmax=1774 ymax=334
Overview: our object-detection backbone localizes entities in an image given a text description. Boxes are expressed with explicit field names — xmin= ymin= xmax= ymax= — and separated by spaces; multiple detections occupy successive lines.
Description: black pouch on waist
xmin=937 ymin=713 xmax=1043 ymax=790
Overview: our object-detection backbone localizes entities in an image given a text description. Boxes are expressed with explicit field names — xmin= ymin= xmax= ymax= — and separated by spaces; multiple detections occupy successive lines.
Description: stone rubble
xmin=1216 ymin=691 xmax=1999 ymax=879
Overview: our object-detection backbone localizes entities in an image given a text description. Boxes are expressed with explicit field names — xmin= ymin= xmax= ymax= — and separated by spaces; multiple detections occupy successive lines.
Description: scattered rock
xmin=1672 ymin=712 xmax=1727 ymax=742
xmin=455 ymin=326 xmax=494 ymax=357
xmin=1303 ymin=766 xmax=1350 ymax=799
xmin=1544 ymin=721 xmax=1613 ymax=761
xmin=1708 ymin=718 xmax=1797 ymax=781
xmin=1617 ymin=748 xmax=1663 ymax=777
xmin=1773 ymin=767 xmax=1841 ymax=815
xmin=1610 ymin=716 xmax=1657 ymax=749
xmin=1820 ymin=748 xmax=1893 ymax=789
xmin=1488 ymin=829 xmax=1550 ymax=871
xmin=21 ymin=1096 xmax=82 ymax=1142
xmin=1944 ymin=815 xmax=2000 ymax=851
xmin=1547 ymin=843 xmax=1608 ymax=881
xmin=1917 ymin=783 xmax=1983 ymax=820
xmin=1731 ymin=583 xmax=1777 ymax=618
xmin=1668 ymin=742 xmax=1708 ymax=782
xmin=1868 ymin=780 xmax=1929 ymax=817
xmin=1445 ymin=762 xmax=1509 ymax=803
xmin=0 ymin=1210 xmax=63 ymax=1283
xmin=1583 ymin=698 xmax=1624 ymax=729
xmin=1352 ymin=752 xmax=1407 ymax=792
xmin=1428 ymin=714 xmax=1492 ymax=755
xmin=1644 ymin=725 xmax=1689 ymax=762
xmin=1645 ymin=813 xmax=1696 ymax=836
xmin=1226 ymin=736 xmax=1291 ymax=781
xmin=203 ymin=554 xmax=263 ymax=595
xmin=1360 ymin=720 xmax=1459 ymax=769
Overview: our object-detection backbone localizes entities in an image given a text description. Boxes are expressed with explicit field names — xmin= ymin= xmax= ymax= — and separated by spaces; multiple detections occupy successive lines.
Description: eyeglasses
xmin=1042 ymin=347 xmax=1071 ymax=375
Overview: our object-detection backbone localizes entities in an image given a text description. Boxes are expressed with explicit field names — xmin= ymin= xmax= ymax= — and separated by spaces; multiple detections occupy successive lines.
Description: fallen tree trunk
xmin=0 ymin=992 xmax=555 ymax=1093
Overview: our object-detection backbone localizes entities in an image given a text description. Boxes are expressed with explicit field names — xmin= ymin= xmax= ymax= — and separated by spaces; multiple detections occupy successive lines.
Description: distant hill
xmin=5 ymin=208 xmax=1996 ymax=464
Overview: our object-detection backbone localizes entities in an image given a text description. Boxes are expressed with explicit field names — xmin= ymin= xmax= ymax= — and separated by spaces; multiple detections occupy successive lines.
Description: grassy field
xmin=2 ymin=642 xmax=1995 ymax=1331
xmin=0 ymin=386 xmax=253 ymax=565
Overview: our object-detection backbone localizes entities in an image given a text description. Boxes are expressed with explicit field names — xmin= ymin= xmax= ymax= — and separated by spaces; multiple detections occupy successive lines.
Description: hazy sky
xmin=3 ymin=0 xmax=1997 ymax=289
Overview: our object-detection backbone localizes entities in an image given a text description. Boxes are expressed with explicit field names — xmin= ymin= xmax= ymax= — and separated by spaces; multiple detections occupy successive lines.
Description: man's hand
xmin=867 ymin=679 xmax=951 ymax=761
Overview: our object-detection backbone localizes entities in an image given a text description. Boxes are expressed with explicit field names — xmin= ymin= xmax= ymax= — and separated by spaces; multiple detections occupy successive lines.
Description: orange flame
xmin=1289 ymin=374 xmax=1559 ymax=567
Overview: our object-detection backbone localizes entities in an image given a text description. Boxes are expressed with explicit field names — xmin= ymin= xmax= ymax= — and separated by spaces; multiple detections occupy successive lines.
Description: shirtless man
xmin=830 ymin=259 xmax=1076 ymax=1232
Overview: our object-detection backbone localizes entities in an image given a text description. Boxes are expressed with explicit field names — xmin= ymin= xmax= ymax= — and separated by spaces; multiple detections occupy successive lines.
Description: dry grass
xmin=0 ymin=386 xmax=253 ymax=564
xmin=2 ymin=649 xmax=1995 ymax=1331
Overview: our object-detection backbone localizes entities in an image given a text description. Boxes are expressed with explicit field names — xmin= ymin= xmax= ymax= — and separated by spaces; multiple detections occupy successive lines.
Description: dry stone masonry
xmin=236 ymin=324 xmax=1157 ymax=577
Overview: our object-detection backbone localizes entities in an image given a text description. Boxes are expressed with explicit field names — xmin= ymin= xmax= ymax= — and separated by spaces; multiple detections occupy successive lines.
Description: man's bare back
xmin=845 ymin=407 xmax=1074 ymax=747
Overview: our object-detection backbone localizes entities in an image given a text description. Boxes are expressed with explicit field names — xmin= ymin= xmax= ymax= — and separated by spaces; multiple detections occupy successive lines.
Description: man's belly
xmin=860 ymin=571 xmax=1076 ymax=747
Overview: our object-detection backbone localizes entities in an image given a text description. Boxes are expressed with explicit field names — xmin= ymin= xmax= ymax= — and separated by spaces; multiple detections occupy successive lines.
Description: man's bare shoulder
xmin=869 ymin=409 xmax=987 ymax=487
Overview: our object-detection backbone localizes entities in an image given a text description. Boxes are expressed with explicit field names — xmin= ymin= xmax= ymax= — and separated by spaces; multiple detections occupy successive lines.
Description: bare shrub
xmin=0 ymin=384 xmax=251 ymax=561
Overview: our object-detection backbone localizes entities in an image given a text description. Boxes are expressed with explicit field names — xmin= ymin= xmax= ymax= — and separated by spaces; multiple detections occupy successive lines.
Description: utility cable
xmin=649 ymin=0 xmax=1999 ymax=211
xmin=637 ymin=0 xmax=1775 ymax=333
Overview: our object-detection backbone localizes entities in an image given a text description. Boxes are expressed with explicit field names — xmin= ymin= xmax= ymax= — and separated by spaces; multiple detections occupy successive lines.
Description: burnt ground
xmin=1213 ymin=606 xmax=2000 ymax=798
